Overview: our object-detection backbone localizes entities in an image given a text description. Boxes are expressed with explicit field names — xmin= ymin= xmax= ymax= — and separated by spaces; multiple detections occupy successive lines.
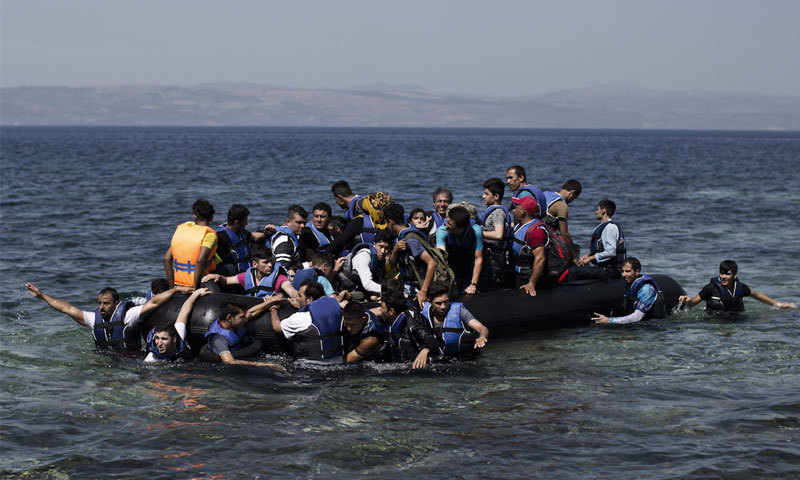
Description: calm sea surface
xmin=1 ymin=127 xmax=799 ymax=479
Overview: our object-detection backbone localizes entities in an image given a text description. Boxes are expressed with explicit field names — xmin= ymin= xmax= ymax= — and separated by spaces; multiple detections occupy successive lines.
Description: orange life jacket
xmin=171 ymin=222 xmax=218 ymax=286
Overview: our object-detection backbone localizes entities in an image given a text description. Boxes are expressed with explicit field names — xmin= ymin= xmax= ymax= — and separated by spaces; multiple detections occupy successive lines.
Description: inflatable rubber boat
xmin=141 ymin=274 xmax=686 ymax=355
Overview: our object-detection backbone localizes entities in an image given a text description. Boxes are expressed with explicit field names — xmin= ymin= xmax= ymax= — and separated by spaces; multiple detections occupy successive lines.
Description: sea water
xmin=1 ymin=127 xmax=799 ymax=479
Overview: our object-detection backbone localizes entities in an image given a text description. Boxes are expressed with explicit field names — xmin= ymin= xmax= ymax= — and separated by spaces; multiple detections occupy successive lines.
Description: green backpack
xmin=400 ymin=230 xmax=456 ymax=292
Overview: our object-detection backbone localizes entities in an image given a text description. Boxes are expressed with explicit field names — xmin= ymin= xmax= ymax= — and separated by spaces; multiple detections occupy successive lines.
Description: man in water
xmin=377 ymin=278 xmax=441 ymax=369
xmin=145 ymin=287 xmax=211 ymax=362
xmin=418 ymin=280 xmax=489 ymax=360
xmin=263 ymin=280 xmax=345 ymax=364
xmin=164 ymin=198 xmax=221 ymax=289
xmin=592 ymin=257 xmax=665 ymax=324
xmin=678 ymin=259 xmax=796 ymax=312
xmin=24 ymin=282 xmax=190 ymax=353
xmin=341 ymin=302 xmax=386 ymax=363
xmin=203 ymin=301 xmax=285 ymax=370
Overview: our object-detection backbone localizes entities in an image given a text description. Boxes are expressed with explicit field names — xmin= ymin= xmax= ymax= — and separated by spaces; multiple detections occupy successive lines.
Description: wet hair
xmin=446 ymin=206 xmax=470 ymax=229
xmin=150 ymin=278 xmax=170 ymax=295
xmin=483 ymin=177 xmax=505 ymax=201
xmin=311 ymin=251 xmax=334 ymax=269
xmin=433 ymin=186 xmax=453 ymax=203
xmin=719 ymin=259 xmax=738 ymax=275
xmin=193 ymin=198 xmax=215 ymax=222
xmin=381 ymin=279 xmax=407 ymax=315
xmin=507 ymin=165 xmax=527 ymax=182
xmin=329 ymin=216 xmax=347 ymax=234
xmin=342 ymin=302 xmax=368 ymax=334
xmin=98 ymin=287 xmax=120 ymax=303
xmin=331 ymin=180 xmax=353 ymax=197
xmin=374 ymin=228 xmax=394 ymax=245
xmin=622 ymin=257 xmax=641 ymax=272
xmin=227 ymin=204 xmax=250 ymax=225
xmin=597 ymin=199 xmax=616 ymax=217
xmin=561 ymin=179 xmax=582 ymax=195
xmin=312 ymin=202 xmax=332 ymax=216
xmin=250 ymin=244 xmax=274 ymax=262
xmin=220 ymin=302 xmax=245 ymax=321
xmin=427 ymin=280 xmax=451 ymax=301
xmin=287 ymin=204 xmax=308 ymax=220
xmin=300 ymin=280 xmax=325 ymax=301
xmin=152 ymin=321 xmax=178 ymax=338
xmin=384 ymin=203 xmax=405 ymax=224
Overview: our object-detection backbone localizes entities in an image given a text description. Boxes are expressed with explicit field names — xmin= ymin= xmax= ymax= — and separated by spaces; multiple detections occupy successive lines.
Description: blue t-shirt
xmin=435 ymin=224 xmax=484 ymax=251
xmin=633 ymin=283 xmax=658 ymax=313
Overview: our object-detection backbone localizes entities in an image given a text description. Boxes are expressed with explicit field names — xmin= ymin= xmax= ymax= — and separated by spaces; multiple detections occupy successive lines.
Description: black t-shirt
xmin=698 ymin=281 xmax=751 ymax=300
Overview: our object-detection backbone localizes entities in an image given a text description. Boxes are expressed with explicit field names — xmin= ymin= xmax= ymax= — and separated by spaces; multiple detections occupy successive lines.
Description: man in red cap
xmin=509 ymin=196 xmax=549 ymax=296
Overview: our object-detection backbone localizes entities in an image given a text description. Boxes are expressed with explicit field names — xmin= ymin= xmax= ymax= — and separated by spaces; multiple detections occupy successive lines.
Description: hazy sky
xmin=2 ymin=0 xmax=799 ymax=96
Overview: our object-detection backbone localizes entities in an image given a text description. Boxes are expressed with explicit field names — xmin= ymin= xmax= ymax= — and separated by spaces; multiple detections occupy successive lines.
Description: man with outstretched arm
xmin=25 ymin=282 xmax=190 ymax=352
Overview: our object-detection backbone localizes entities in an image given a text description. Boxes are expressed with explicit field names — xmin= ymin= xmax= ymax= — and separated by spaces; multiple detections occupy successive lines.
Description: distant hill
xmin=1 ymin=84 xmax=799 ymax=130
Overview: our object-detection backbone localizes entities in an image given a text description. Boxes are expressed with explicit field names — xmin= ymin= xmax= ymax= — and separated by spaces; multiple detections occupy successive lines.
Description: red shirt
xmin=526 ymin=223 xmax=548 ymax=248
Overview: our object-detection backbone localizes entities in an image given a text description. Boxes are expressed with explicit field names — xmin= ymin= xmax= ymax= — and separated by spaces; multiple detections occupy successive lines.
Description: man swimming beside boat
xmin=25 ymin=282 xmax=189 ymax=353
xmin=145 ymin=287 xmax=211 ymax=362
xmin=592 ymin=257 xmax=665 ymax=324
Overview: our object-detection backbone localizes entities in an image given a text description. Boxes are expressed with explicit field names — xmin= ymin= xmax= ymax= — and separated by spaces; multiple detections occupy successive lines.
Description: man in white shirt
xmin=24 ymin=282 xmax=189 ymax=353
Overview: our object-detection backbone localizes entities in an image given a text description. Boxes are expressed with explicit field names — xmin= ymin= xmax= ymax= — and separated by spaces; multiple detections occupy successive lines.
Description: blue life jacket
xmin=215 ymin=225 xmax=251 ymax=273
xmin=356 ymin=214 xmax=380 ymax=245
xmin=308 ymin=224 xmax=331 ymax=251
xmin=343 ymin=243 xmax=385 ymax=290
xmin=345 ymin=195 xmax=364 ymax=221
xmin=432 ymin=211 xmax=446 ymax=229
xmin=543 ymin=191 xmax=565 ymax=228
xmin=345 ymin=310 xmax=386 ymax=358
xmin=270 ymin=225 xmax=299 ymax=266
xmin=510 ymin=219 xmax=543 ymax=274
xmin=146 ymin=326 xmax=190 ymax=361
xmin=421 ymin=301 xmax=476 ymax=356
xmin=242 ymin=265 xmax=286 ymax=297
xmin=92 ymin=301 xmax=141 ymax=351
xmin=145 ymin=290 xmax=153 ymax=302
xmin=293 ymin=296 xmax=344 ymax=360
xmin=708 ymin=277 xmax=745 ymax=312
xmin=292 ymin=267 xmax=328 ymax=291
xmin=625 ymin=274 xmax=666 ymax=319
xmin=477 ymin=205 xmax=512 ymax=250
xmin=511 ymin=185 xmax=548 ymax=219
xmin=589 ymin=220 xmax=626 ymax=268
xmin=204 ymin=318 xmax=252 ymax=352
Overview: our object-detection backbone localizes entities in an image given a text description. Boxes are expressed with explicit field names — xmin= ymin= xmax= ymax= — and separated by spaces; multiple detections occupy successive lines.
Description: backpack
xmin=529 ymin=221 xmax=571 ymax=284
xmin=400 ymin=230 xmax=456 ymax=292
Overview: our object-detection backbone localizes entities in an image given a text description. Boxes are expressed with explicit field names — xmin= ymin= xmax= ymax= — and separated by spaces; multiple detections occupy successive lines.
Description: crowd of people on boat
xmin=25 ymin=165 xmax=795 ymax=369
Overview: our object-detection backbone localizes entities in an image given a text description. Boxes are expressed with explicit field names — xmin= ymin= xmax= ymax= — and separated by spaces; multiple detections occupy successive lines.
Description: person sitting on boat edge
xmin=335 ymin=228 xmax=393 ymax=302
xmin=145 ymin=287 xmax=211 ymax=362
xmin=203 ymin=301 xmax=284 ymax=370
xmin=264 ymin=280 xmax=345 ymax=364
xmin=543 ymin=179 xmax=582 ymax=261
xmin=478 ymin=177 xmax=511 ymax=290
xmin=164 ymin=198 xmax=221 ymax=289
xmin=436 ymin=205 xmax=483 ymax=295
xmin=341 ymin=302 xmax=387 ymax=363
xmin=678 ymin=259 xmax=796 ymax=312
xmin=385 ymin=202 xmax=453 ymax=306
xmin=576 ymin=199 xmax=625 ymax=279
xmin=202 ymin=245 xmax=299 ymax=300
xmin=510 ymin=196 xmax=551 ymax=296
xmin=299 ymin=202 xmax=334 ymax=260
xmin=377 ymin=278 xmax=441 ymax=369
xmin=419 ymin=280 xmax=489 ymax=360
xmin=264 ymin=204 xmax=307 ymax=267
xmin=592 ymin=257 xmax=666 ymax=324
xmin=505 ymin=165 xmax=547 ymax=221
xmin=24 ymin=282 xmax=190 ymax=353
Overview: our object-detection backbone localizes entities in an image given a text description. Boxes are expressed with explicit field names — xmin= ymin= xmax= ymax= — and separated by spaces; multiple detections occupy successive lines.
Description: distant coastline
xmin=2 ymin=84 xmax=799 ymax=130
